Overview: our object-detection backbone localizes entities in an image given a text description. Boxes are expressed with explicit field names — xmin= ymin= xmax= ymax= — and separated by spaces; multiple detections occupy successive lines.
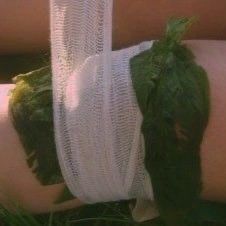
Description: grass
xmin=0 ymin=201 xmax=165 ymax=226
xmin=1 ymin=200 xmax=226 ymax=226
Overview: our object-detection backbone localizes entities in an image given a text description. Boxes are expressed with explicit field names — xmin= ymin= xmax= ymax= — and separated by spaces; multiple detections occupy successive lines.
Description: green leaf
xmin=165 ymin=17 xmax=197 ymax=43
xmin=9 ymin=66 xmax=63 ymax=185
xmin=130 ymin=17 xmax=210 ymax=226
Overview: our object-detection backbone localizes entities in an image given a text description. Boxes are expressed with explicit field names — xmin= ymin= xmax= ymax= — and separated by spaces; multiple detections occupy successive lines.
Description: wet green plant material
xmin=9 ymin=66 xmax=62 ymax=185
xmin=130 ymin=17 xmax=210 ymax=226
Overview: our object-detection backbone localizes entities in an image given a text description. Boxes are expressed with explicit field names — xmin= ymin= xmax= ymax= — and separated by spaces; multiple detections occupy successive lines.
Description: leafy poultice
xmin=130 ymin=17 xmax=210 ymax=226
xmin=9 ymin=67 xmax=63 ymax=185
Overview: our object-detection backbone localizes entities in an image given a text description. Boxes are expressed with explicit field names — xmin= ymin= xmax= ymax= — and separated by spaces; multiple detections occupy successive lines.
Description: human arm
xmin=0 ymin=0 xmax=226 ymax=54
xmin=0 ymin=40 xmax=226 ymax=213
xmin=0 ymin=0 xmax=49 ymax=55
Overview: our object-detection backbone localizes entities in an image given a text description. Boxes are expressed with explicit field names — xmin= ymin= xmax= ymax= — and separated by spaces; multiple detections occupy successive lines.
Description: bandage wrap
xmin=50 ymin=0 xmax=154 ymax=203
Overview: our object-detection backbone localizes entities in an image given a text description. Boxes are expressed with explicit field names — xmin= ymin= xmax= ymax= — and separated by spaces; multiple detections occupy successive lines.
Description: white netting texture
xmin=50 ymin=0 xmax=154 ymax=204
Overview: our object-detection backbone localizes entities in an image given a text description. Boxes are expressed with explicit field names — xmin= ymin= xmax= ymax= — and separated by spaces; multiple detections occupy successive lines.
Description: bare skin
xmin=0 ymin=0 xmax=226 ymax=54
xmin=113 ymin=0 xmax=226 ymax=48
xmin=189 ymin=41 xmax=226 ymax=202
xmin=0 ymin=0 xmax=226 ymax=214
xmin=0 ymin=84 xmax=83 ymax=213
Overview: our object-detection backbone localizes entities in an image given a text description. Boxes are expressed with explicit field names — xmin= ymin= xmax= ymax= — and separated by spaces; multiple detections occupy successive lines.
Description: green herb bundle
xmin=130 ymin=18 xmax=210 ymax=226
xmin=9 ymin=66 xmax=62 ymax=185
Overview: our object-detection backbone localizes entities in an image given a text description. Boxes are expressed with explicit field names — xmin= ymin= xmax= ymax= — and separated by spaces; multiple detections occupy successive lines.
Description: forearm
xmin=113 ymin=0 xmax=226 ymax=49
xmin=189 ymin=40 xmax=226 ymax=202
xmin=1 ymin=0 xmax=226 ymax=55
xmin=0 ymin=84 xmax=83 ymax=213
xmin=0 ymin=0 xmax=49 ymax=55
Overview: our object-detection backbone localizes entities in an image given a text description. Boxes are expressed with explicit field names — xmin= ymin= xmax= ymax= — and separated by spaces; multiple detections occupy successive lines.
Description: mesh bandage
xmin=50 ymin=0 xmax=155 ymax=204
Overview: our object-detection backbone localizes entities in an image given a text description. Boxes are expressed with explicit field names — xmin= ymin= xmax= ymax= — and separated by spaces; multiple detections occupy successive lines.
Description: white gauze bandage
xmin=50 ymin=0 xmax=156 ymax=207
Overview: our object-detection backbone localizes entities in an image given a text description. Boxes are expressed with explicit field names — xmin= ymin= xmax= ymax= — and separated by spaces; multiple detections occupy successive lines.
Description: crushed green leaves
xmin=9 ymin=66 xmax=62 ymax=185
xmin=130 ymin=17 xmax=210 ymax=226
